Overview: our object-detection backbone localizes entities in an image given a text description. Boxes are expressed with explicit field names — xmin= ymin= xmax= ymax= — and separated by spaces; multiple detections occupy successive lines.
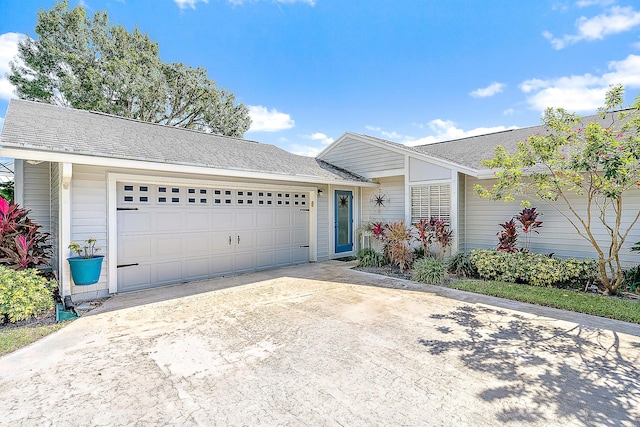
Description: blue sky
xmin=1 ymin=0 xmax=640 ymax=156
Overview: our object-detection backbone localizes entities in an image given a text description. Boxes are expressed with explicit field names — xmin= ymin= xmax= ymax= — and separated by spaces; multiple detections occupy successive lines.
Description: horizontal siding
xmin=465 ymin=176 xmax=640 ymax=267
xmin=22 ymin=162 xmax=51 ymax=233
xmin=49 ymin=163 xmax=60 ymax=272
xmin=361 ymin=176 xmax=405 ymax=224
xmin=70 ymin=165 xmax=109 ymax=300
xmin=317 ymin=184 xmax=330 ymax=261
xmin=458 ymin=173 xmax=466 ymax=252
xmin=321 ymin=138 xmax=404 ymax=175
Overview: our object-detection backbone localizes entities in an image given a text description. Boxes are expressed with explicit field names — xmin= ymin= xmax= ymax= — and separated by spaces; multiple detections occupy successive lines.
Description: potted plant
xmin=67 ymin=238 xmax=104 ymax=286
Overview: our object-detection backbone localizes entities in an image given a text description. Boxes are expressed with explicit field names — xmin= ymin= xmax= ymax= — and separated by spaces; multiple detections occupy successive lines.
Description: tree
xmin=8 ymin=1 xmax=251 ymax=137
xmin=475 ymin=85 xmax=640 ymax=295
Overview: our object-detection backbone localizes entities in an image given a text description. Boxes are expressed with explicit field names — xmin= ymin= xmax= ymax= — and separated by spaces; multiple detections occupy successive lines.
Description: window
xmin=410 ymin=184 xmax=450 ymax=224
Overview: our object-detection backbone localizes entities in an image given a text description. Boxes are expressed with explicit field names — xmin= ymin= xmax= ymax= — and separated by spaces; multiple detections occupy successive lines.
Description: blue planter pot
xmin=68 ymin=256 xmax=104 ymax=286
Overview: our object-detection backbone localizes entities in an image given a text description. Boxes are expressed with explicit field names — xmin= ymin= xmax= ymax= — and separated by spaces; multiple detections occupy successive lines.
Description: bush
xmin=447 ymin=252 xmax=477 ymax=278
xmin=412 ymin=257 xmax=447 ymax=284
xmin=0 ymin=266 xmax=56 ymax=323
xmin=356 ymin=248 xmax=385 ymax=267
xmin=623 ymin=265 xmax=640 ymax=292
xmin=384 ymin=221 xmax=414 ymax=272
xmin=0 ymin=197 xmax=50 ymax=270
xmin=470 ymin=249 xmax=597 ymax=288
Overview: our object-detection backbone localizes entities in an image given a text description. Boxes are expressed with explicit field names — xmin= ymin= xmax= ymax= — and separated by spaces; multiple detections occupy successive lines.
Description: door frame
xmin=334 ymin=189 xmax=353 ymax=253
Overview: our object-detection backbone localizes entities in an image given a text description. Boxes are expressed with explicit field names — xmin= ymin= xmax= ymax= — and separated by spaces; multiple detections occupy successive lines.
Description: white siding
xmin=317 ymin=184 xmax=330 ymax=261
xmin=321 ymin=138 xmax=404 ymax=175
xmin=457 ymin=173 xmax=466 ymax=252
xmin=22 ymin=162 xmax=51 ymax=233
xmin=361 ymin=176 xmax=405 ymax=224
xmin=49 ymin=163 xmax=60 ymax=272
xmin=409 ymin=158 xmax=450 ymax=182
xmin=70 ymin=165 xmax=109 ymax=300
xmin=465 ymin=176 xmax=640 ymax=266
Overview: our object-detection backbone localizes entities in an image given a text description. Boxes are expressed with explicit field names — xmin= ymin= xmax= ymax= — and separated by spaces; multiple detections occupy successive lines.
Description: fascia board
xmin=0 ymin=147 xmax=378 ymax=188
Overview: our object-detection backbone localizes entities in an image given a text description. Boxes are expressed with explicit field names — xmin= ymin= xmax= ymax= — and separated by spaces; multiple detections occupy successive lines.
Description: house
xmin=1 ymin=99 xmax=639 ymax=300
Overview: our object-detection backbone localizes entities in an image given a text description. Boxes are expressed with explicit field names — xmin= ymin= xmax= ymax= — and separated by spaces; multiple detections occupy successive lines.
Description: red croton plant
xmin=0 ymin=197 xmax=50 ymax=270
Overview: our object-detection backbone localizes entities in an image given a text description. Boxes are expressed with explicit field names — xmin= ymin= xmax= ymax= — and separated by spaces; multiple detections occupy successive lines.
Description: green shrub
xmin=356 ymin=248 xmax=385 ymax=267
xmin=0 ymin=266 xmax=56 ymax=323
xmin=470 ymin=249 xmax=597 ymax=288
xmin=412 ymin=257 xmax=447 ymax=284
xmin=622 ymin=265 xmax=640 ymax=292
xmin=447 ymin=252 xmax=477 ymax=278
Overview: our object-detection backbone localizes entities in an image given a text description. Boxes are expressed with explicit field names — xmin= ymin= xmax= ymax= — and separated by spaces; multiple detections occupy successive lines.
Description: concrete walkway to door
xmin=1 ymin=261 xmax=639 ymax=426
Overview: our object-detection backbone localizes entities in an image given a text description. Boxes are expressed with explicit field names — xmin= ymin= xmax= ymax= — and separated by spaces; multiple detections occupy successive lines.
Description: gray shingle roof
xmin=410 ymin=110 xmax=629 ymax=170
xmin=0 ymin=99 xmax=368 ymax=183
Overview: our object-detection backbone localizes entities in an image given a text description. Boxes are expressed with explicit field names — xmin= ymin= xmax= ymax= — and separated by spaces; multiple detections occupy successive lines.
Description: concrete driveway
xmin=1 ymin=261 xmax=639 ymax=426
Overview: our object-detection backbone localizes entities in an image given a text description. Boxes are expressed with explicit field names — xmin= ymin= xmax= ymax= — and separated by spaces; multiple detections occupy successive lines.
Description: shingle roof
xmin=410 ymin=110 xmax=629 ymax=170
xmin=0 ymin=99 xmax=368 ymax=183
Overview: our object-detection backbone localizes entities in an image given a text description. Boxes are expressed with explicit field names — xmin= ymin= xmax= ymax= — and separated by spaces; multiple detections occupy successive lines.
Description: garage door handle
xmin=237 ymin=235 xmax=240 ymax=244
xmin=117 ymin=263 xmax=139 ymax=268
xmin=229 ymin=236 xmax=232 ymax=245
xmin=117 ymin=207 xmax=139 ymax=211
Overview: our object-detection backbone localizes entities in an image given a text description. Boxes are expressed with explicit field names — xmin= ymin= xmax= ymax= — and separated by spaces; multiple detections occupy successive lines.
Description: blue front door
xmin=335 ymin=190 xmax=353 ymax=253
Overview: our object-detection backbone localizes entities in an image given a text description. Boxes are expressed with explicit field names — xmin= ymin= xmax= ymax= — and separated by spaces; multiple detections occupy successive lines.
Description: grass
xmin=447 ymin=279 xmax=640 ymax=324
xmin=0 ymin=322 xmax=66 ymax=357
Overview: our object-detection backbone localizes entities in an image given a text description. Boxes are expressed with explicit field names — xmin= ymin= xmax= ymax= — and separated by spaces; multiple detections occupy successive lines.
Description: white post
xmin=59 ymin=163 xmax=73 ymax=297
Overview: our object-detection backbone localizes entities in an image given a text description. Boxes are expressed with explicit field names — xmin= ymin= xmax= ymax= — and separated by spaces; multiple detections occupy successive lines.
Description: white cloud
xmin=306 ymin=132 xmax=334 ymax=145
xmin=364 ymin=125 xmax=402 ymax=140
xmin=575 ymin=0 xmax=614 ymax=7
xmin=469 ymin=82 xmax=505 ymax=98
xmin=0 ymin=116 xmax=4 ymax=132
xmin=365 ymin=121 xmax=516 ymax=147
xmin=503 ymin=108 xmax=515 ymax=115
xmin=227 ymin=0 xmax=315 ymax=5
xmin=174 ymin=0 xmax=208 ymax=9
xmin=289 ymin=144 xmax=322 ymax=157
xmin=0 ymin=32 xmax=24 ymax=101
xmin=247 ymin=105 xmax=294 ymax=132
xmin=405 ymin=120 xmax=517 ymax=147
xmin=544 ymin=6 xmax=640 ymax=49
xmin=520 ymin=54 xmax=640 ymax=111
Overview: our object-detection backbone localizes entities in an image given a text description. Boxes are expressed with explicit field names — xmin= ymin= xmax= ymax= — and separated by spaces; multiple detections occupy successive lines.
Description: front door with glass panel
xmin=335 ymin=190 xmax=353 ymax=253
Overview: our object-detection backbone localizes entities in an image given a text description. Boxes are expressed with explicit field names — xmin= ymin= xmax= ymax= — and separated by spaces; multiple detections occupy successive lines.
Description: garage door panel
xmin=185 ymin=211 xmax=211 ymax=231
xmin=292 ymin=228 xmax=308 ymax=245
xmin=156 ymin=212 xmax=183 ymax=232
xmin=212 ymin=211 xmax=234 ymax=230
xmin=256 ymin=251 xmax=273 ymax=268
xmin=119 ymin=236 xmax=152 ymax=261
xmin=156 ymin=236 xmax=183 ymax=258
xmin=256 ymin=230 xmax=274 ymax=247
xmin=276 ymin=210 xmax=291 ymax=227
xmin=155 ymin=261 xmax=183 ymax=284
xmin=118 ymin=183 xmax=310 ymax=292
xmin=118 ymin=264 xmax=152 ymax=292
xmin=275 ymin=230 xmax=291 ymax=245
xmin=184 ymin=258 xmax=210 ymax=280
xmin=118 ymin=212 xmax=152 ymax=233
xmin=256 ymin=210 xmax=274 ymax=227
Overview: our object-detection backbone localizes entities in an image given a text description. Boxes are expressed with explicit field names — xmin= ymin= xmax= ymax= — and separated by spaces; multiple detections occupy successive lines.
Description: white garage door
xmin=116 ymin=182 xmax=310 ymax=292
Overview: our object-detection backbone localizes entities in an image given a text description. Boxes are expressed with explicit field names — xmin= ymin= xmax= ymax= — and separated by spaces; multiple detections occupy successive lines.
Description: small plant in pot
xmin=67 ymin=238 xmax=104 ymax=286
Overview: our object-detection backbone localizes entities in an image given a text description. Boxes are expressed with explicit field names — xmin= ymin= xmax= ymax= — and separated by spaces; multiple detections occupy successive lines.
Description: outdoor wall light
xmin=317 ymin=189 xmax=323 ymax=196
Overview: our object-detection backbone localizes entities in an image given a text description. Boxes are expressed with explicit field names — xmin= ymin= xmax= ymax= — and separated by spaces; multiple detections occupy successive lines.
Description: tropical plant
xmin=68 ymin=237 xmax=100 ymax=259
xmin=496 ymin=219 xmax=518 ymax=252
xmin=475 ymin=85 xmax=640 ymax=295
xmin=0 ymin=181 xmax=14 ymax=201
xmin=514 ymin=207 xmax=543 ymax=250
xmin=0 ymin=265 xmax=56 ymax=323
xmin=0 ymin=197 xmax=50 ymax=270
xmin=433 ymin=218 xmax=453 ymax=258
xmin=383 ymin=221 xmax=414 ymax=272
xmin=356 ymin=248 xmax=385 ymax=268
xmin=414 ymin=218 xmax=434 ymax=255
xmin=447 ymin=252 xmax=477 ymax=278
xmin=8 ymin=1 xmax=251 ymax=137
xmin=412 ymin=257 xmax=447 ymax=284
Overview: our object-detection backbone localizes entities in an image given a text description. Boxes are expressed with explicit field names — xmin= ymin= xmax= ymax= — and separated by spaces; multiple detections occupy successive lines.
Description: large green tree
xmin=475 ymin=85 xmax=640 ymax=295
xmin=8 ymin=1 xmax=251 ymax=137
